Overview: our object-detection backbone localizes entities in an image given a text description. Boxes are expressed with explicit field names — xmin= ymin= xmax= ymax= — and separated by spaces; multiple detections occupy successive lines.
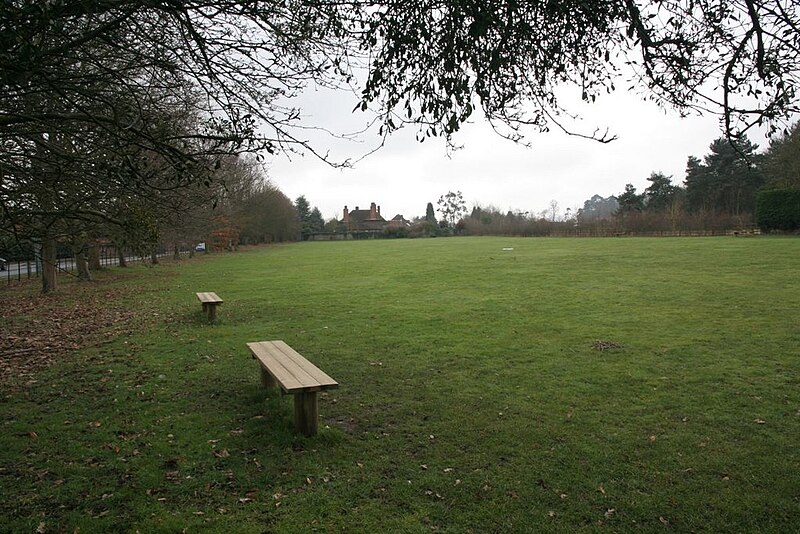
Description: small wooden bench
xmin=196 ymin=292 xmax=223 ymax=322
xmin=247 ymin=340 xmax=338 ymax=437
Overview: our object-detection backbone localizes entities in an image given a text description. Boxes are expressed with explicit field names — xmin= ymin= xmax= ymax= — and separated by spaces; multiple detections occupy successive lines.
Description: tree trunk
xmin=150 ymin=248 xmax=159 ymax=265
xmin=173 ymin=243 xmax=181 ymax=260
xmin=75 ymin=246 xmax=92 ymax=281
xmin=41 ymin=235 xmax=58 ymax=293
xmin=88 ymin=245 xmax=101 ymax=271
xmin=117 ymin=245 xmax=127 ymax=268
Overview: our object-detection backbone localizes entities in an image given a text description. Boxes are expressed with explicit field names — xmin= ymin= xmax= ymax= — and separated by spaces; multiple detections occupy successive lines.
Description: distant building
xmin=342 ymin=202 xmax=387 ymax=233
xmin=341 ymin=202 xmax=409 ymax=235
xmin=388 ymin=214 xmax=411 ymax=228
xmin=309 ymin=202 xmax=409 ymax=240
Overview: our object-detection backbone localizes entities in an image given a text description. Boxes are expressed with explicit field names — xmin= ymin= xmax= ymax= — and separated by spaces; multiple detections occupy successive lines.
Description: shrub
xmin=383 ymin=226 xmax=408 ymax=238
xmin=407 ymin=221 xmax=441 ymax=238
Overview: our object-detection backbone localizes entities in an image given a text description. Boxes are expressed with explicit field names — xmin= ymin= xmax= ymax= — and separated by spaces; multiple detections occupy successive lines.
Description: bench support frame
xmin=202 ymin=302 xmax=219 ymax=322
xmin=259 ymin=370 xmax=320 ymax=437
xmin=293 ymin=391 xmax=320 ymax=437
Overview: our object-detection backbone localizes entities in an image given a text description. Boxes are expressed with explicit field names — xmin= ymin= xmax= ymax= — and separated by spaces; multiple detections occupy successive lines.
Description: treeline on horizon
xmin=408 ymin=125 xmax=800 ymax=238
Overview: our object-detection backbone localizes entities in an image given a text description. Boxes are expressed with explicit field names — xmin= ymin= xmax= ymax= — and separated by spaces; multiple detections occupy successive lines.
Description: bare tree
xmin=548 ymin=200 xmax=561 ymax=223
xmin=437 ymin=191 xmax=468 ymax=228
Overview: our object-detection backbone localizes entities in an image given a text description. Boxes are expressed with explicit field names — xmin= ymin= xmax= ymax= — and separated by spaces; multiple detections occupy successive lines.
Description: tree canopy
xmin=3 ymin=1 xmax=798 ymax=155
xmin=357 ymin=0 xmax=800 ymax=143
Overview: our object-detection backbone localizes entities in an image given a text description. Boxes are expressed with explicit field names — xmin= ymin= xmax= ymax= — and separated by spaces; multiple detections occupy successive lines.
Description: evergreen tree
xmin=684 ymin=137 xmax=763 ymax=215
xmin=644 ymin=172 xmax=681 ymax=212
xmin=425 ymin=202 xmax=437 ymax=223
xmin=294 ymin=195 xmax=317 ymax=239
xmin=684 ymin=156 xmax=712 ymax=213
xmin=616 ymin=184 xmax=644 ymax=214
xmin=762 ymin=122 xmax=800 ymax=190
xmin=308 ymin=208 xmax=325 ymax=234
xmin=577 ymin=194 xmax=619 ymax=221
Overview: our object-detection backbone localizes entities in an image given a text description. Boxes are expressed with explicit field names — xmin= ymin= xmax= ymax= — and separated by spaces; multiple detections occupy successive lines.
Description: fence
xmin=1 ymin=245 xmax=192 ymax=285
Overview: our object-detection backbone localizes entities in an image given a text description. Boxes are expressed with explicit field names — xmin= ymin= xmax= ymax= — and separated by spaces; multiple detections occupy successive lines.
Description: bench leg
xmin=206 ymin=303 xmax=217 ymax=322
xmin=294 ymin=392 xmax=319 ymax=437
xmin=260 ymin=366 xmax=277 ymax=389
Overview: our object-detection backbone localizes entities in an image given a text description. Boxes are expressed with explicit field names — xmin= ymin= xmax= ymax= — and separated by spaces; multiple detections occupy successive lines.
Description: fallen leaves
xmin=101 ymin=443 xmax=121 ymax=454
xmin=0 ymin=288 xmax=137 ymax=389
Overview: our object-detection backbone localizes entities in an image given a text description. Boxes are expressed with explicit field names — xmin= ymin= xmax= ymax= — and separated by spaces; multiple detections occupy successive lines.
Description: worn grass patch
xmin=1 ymin=237 xmax=799 ymax=532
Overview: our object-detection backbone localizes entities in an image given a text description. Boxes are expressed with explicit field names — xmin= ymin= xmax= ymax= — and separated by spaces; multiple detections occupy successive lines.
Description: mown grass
xmin=2 ymin=237 xmax=799 ymax=532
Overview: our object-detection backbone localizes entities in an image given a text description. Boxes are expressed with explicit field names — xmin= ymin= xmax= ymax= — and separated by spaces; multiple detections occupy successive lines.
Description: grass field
xmin=2 ymin=236 xmax=799 ymax=532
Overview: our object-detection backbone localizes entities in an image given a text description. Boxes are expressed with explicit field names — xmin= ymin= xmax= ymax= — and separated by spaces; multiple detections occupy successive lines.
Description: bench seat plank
xmin=247 ymin=340 xmax=338 ymax=394
xmin=196 ymin=292 xmax=223 ymax=304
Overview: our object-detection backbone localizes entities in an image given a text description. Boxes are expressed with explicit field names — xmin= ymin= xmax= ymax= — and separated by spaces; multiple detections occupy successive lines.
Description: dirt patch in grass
xmin=0 ymin=281 xmax=139 ymax=390
xmin=591 ymin=339 xmax=624 ymax=351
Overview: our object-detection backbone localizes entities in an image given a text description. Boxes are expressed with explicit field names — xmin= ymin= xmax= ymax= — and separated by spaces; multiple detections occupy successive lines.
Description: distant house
xmin=341 ymin=202 xmax=409 ymax=236
xmin=388 ymin=214 xmax=411 ymax=228
xmin=342 ymin=202 xmax=386 ymax=233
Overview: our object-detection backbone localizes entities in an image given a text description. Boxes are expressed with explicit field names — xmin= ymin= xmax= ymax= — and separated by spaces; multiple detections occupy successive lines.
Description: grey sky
xmin=267 ymin=87 xmax=773 ymax=222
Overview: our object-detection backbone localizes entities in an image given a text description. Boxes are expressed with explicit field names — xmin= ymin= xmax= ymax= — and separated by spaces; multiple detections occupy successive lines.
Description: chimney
xmin=377 ymin=205 xmax=381 ymax=216
xmin=370 ymin=202 xmax=377 ymax=220
xmin=343 ymin=205 xmax=349 ymax=224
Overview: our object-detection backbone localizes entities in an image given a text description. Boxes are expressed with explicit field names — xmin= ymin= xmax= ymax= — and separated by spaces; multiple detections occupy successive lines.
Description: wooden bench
xmin=196 ymin=292 xmax=223 ymax=322
xmin=247 ymin=340 xmax=338 ymax=437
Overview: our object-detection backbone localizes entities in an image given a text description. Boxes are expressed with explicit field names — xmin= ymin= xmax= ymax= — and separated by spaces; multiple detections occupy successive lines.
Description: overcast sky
xmin=267 ymin=86 xmax=774 ymax=222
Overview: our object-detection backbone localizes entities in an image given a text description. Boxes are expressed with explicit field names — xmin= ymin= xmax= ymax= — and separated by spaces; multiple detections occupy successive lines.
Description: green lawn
xmin=2 ymin=237 xmax=799 ymax=532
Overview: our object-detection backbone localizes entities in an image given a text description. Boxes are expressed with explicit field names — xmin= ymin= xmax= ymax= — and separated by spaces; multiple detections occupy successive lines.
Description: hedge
xmin=756 ymin=189 xmax=800 ymax=232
